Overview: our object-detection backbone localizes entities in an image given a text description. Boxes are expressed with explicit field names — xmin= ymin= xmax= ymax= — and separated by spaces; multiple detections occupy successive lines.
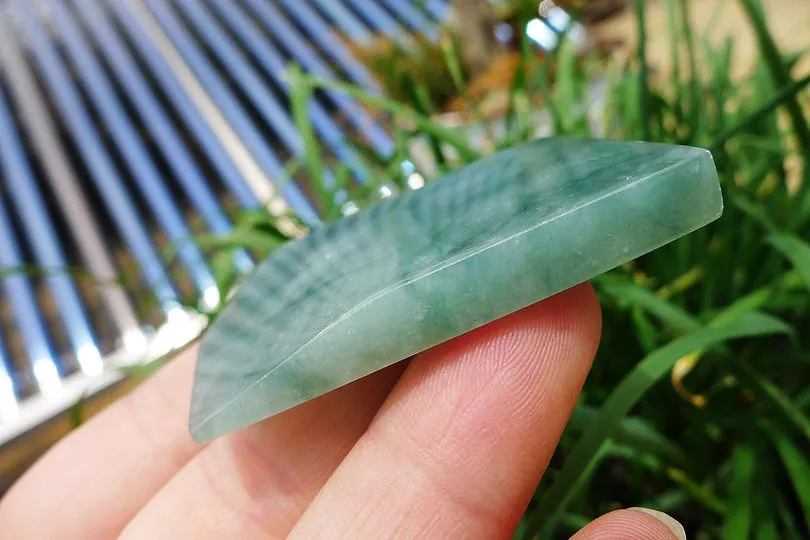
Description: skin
xmin=0 ymin=284 xmax=682 ymax=539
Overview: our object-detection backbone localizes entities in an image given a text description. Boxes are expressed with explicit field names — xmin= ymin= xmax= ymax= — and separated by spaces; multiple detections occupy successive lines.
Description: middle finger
xmin=120 ymin=360 xmax=404 ymax=539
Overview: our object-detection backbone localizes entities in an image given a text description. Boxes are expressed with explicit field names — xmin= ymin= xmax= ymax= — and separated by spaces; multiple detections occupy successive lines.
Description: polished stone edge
xmin=190 ymin=146 xmax=723 ymax=442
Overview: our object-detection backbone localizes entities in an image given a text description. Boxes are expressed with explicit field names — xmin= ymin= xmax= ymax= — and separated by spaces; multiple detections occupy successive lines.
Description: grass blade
xmin=596 ymin=275 xmax=700 ymax=333
xmin=300 ymin=74 xmax=480 ymax=162
xmin=210 ymin=248 xmax=238 ymax=291
xmin=768 ymin=234 xmax=810 ymax=291
xmin=67 ymin=394 xmax=87 ymax=429
xmin=438 ymin=33 xmax=496 ymax=148
xmin=0 ymin=264 xmax=123 ymax=288
xmin=607 ymin=443 xmax=726 ymax=514
xmin=634 ymin=0 xmax=651 ymax=140
xmin=730 ymin=193 xmax=780 ymax=233
xmin=195 ymin=231 xmax=285 ymax=252
xmin=520 ymin=312 xmax=791 ymax=537
xmin=286 ymin=64 xmax=327 ymax=205
xmin=678 ymin=0 xmax=702 ymax=144
xmin=738 ymin=0 xmax=810 ymax=176
xmin=710 ymin=73 xmax=810 ymax=150
xmin=665 ymin=0 xmax=683 ymax=123
xmin=777 ymin=491 xmax=806 ymax=540
xmin=567 ymin=404 xmax=687 ymax=464
xmin=734 ymin=362 xmax=810 ymax=444
xmin=440 ymin=33 xmax=465 ymax=93
xmin=752 ymin=457 xmax=779 ymax=540
xmin=766 ymin=426 xmax=810 ymax=534
xmin=724 ymin=443 xmax=757 ymax=539
xmin=539 ymin=441 xmax=612 ymax=538
xmin=709 ymin=287 xmax=773 ymax=328
xmin=632 ymin=306 xmax=659 ymax=352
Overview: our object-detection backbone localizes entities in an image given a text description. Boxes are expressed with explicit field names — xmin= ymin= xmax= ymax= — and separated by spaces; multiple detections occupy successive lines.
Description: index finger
xmin=290 ymin=283 xmax=602 ymax=539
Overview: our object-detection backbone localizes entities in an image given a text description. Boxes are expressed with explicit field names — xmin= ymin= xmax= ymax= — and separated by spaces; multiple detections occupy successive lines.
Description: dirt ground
xmin=592 ymin=0 xmax=810 ymax=79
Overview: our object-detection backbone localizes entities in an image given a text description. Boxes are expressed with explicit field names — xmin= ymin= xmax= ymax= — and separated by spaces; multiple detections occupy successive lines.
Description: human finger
xmin=0 ymin=345 xmax=201 ymax=539
xmin=290 ymin=284 xmax=601 ymax=539
xmin=570 ymin=508 xmax=686 ymax=540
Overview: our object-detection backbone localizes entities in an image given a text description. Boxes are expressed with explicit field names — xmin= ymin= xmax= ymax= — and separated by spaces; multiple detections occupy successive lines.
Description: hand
xmin=0 ymin=284 xmax=685 ymax=539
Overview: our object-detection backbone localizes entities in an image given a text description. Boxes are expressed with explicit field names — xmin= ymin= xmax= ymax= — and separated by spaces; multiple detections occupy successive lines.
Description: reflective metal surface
xmin=0 ymin=0 xmax=452 ymax=448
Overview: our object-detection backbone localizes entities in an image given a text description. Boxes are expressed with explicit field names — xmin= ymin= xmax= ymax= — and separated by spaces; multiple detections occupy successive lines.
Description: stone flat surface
xmin=190 ymin=137 xmax=722 ymax=442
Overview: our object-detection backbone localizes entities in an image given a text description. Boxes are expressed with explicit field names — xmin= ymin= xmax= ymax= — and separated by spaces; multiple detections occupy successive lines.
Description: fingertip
xmin=629 ymin=508 xmax=687 ymax=540
xmin=539 ymin=282 xmax=602 ymax=342
xmin=571 ymin=508 xmax=686 ymax=540
xmin=426 ymin=281 xmax=602 ymax=383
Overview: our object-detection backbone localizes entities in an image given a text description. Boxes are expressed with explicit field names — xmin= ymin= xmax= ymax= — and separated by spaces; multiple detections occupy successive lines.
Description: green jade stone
xmin=190 ymin=137 xmax=723 ymax=442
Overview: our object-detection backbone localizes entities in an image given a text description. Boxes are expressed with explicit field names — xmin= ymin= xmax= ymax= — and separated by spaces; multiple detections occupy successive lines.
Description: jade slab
xmin=190 ymin=137 xmax=723 ymax=442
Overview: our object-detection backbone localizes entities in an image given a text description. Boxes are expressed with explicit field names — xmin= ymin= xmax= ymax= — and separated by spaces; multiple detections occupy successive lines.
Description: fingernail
xmin=631 ymin=508 xmax=686 ymax=540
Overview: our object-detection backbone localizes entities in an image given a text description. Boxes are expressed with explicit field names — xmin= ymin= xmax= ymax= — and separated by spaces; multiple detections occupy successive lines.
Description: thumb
xmin=571 ymin=508 xmax=687 ymax=540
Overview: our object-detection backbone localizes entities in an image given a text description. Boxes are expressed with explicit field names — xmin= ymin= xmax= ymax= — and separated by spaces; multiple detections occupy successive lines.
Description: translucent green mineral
xmin=189 ymin=137 xmax=723 ymax=442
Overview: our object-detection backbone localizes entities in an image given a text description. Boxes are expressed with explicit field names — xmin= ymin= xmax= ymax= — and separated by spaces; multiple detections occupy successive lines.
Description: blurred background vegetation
xmin=193 ymin=0 xmax=810 ymax=538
